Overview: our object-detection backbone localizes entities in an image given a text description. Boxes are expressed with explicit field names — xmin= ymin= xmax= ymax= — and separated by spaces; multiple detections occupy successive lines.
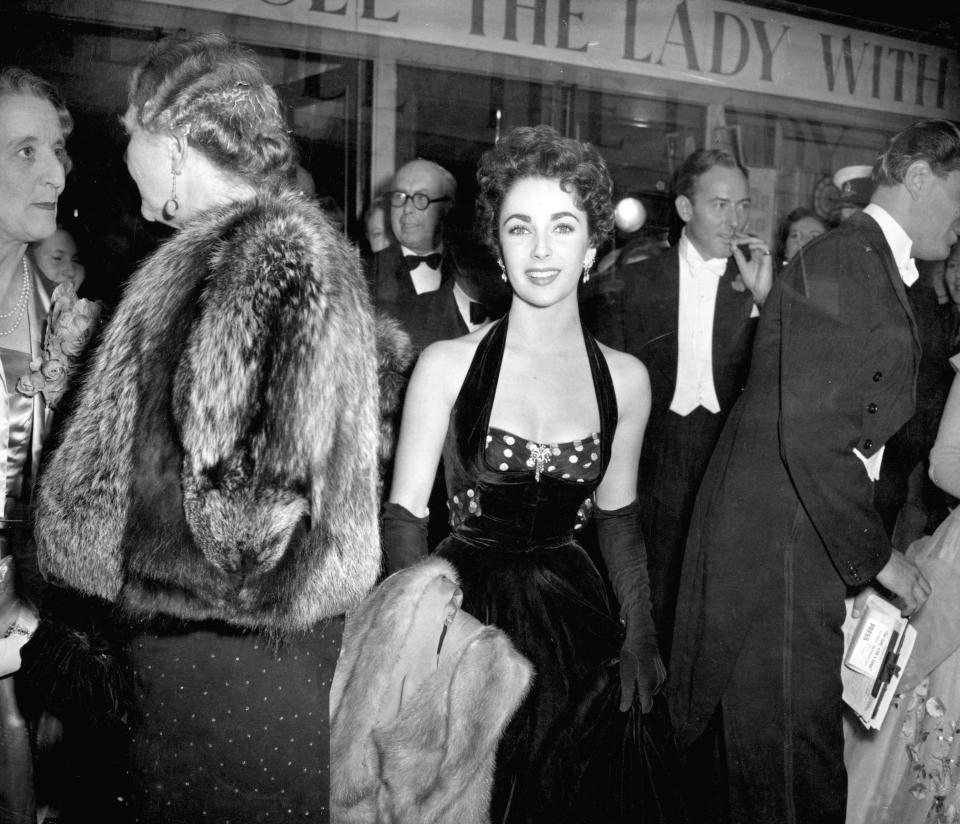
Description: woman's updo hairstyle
xmin=126 ymin=32 xmax=292 ymax=185
xmin=476 ymin=124 xmax=615 ymax=251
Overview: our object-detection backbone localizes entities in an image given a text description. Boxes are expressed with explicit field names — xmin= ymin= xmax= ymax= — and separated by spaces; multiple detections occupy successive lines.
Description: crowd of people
xmin=2 ymin=27 xmax=960 ymax=824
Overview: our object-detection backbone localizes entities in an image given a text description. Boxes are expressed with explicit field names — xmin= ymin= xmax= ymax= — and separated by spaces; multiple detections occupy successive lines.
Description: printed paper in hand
xmin=841 ymin=593 xmax=916 ymax=730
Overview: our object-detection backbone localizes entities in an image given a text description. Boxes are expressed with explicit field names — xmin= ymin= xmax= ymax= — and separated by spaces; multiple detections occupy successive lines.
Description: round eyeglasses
xmin=387 ymin=191 xmax=452 ymax=211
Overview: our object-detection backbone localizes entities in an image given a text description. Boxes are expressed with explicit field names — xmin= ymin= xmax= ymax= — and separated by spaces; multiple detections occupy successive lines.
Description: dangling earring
xmin=582 ymin=252 xmax=596 ymax=284
xmin=497 ymin=257 xmax=507 ymax=283
xmin=161 ymin=171 xmax=180 ymax=222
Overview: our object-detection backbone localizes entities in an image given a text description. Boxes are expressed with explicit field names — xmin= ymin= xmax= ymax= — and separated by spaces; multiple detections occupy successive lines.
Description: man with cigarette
xmin=592 ymin=148 xmax=772 ymax=661
xmin=670 ymin=120 xmax=956 ymax=822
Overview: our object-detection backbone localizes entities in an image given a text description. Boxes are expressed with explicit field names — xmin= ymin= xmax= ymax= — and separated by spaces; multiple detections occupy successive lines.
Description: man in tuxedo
xmin=394 ymin=235 xmax=508 ymax=549
xmin=402 ymin=235 xmax=507 ymax=352
xmin=368 ymin=159 xmax=456 ymax=316
xmin=591 ymin=149 xmax=772 ymax=661
xmin=669 ymin=120 xmax=959 ymax=823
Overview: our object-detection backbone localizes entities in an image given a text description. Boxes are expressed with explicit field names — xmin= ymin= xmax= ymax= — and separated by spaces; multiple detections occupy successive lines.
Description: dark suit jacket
xmin=367 ymin=243 xmax=450 ymax=312
xmin=670 ymin=210 xmax=921 ymax=746
xmin=590 ymin=246 xmax=758 ymax=463
xmin=400 ymin=280 xmax=469 ymax=352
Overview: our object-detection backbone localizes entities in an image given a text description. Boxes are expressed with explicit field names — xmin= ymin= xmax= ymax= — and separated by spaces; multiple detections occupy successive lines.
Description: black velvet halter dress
xmin=435 ymin=316 xmax=632 ymax=823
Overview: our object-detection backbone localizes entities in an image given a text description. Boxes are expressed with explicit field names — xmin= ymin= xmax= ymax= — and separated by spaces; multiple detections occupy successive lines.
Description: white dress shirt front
xmin=670 ymin=232 xmax=727 ymax=416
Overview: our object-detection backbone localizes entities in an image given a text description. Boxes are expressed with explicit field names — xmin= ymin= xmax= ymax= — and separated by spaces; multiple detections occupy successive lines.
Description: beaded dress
xmin=435 ymin=316 xmax=631 ymax=824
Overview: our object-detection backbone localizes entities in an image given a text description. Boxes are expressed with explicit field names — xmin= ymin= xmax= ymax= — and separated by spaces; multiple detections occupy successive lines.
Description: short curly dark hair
xmin=476 ymin=125 xmax=614 ymax=251
xmin=673 ymin=148 xmax=747 ymax=201
xmin=125 ymin=32 xmax=292 ymax=186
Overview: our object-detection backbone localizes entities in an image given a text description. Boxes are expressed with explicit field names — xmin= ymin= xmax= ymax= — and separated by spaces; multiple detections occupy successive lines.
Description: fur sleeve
xmin=374 ymin=313 xmax=415 ymax=487
xmin=36 ymin=192 xmax=385 ymax=631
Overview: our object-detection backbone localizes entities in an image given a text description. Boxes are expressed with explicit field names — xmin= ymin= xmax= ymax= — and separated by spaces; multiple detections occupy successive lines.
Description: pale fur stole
xmin=331 ymin=557 xmax=533 ymax=824
xmin=35 ymin=189 xmax=409 ymax=632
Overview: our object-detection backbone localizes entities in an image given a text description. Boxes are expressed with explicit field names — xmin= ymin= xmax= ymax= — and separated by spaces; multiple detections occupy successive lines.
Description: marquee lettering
xmin=241 ymin=0 xmax=957 ymax=115
xmin=505 ymin=0 xmax=548 ymax=45
xmin=308 ymin=0 xmax=347 ymax=13
xmin=751 ymin=19 xmax=789 ymax=82
xmin=821 ymin=34 xmax=947 ymax=108
xmin=362 ymin=0 xmax=398 ymax=22
xmin=557 ymin=0 xmax=588 ymax=52
xmin=656 ymin=1 xmax=700 ymax=70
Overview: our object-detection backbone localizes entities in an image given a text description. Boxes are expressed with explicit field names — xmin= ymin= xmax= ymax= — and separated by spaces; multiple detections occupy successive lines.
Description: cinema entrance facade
xmin=7 ymin=0 xmax=959 ymax=265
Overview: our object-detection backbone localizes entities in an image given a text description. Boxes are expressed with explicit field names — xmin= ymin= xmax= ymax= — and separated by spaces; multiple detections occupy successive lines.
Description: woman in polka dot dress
xmin=383 ymin=125 xmax=671 ymax=823
xmin=33 ymin=34 xmax=409 ymax=823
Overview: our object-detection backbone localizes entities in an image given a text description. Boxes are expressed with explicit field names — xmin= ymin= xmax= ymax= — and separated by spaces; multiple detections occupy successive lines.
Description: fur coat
xmin=331 ymin=557 xmax=533 ymax=824
xmin=34 ymin=188 xmax=411 ymax=633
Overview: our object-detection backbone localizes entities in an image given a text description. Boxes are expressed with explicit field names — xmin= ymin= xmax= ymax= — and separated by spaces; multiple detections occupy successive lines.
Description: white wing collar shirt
xmin=401 ymin=244 xmax=444 ymax=295
xmin=670 ymin=230 xmax=727 ymax=416
xmin=853 ymin=202 xmax=918 ymax=481
xmin=861 ymin=203 xmax=919 ymax=287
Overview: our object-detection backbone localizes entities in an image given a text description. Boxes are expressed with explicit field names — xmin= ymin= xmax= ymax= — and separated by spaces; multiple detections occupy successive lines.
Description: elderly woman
xmin=383 ymin=125 xmax=680 ymax=822
xmin=0 ymin=65 xmax=71 ymax=822
xmin=32 ymin=33 xmax=405 ymax=822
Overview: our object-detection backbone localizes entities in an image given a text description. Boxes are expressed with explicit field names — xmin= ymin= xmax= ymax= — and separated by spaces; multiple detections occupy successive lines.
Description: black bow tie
xmin=469 ymin=301 xmax=488 ymax=325
xmin=404 ymin=253 xmax=442 ymax=271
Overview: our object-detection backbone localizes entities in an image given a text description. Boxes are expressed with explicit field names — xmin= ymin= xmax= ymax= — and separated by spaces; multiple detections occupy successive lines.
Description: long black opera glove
xmin=381 ymin=501 xmax=429 ymax=576
xmin=594 ymin=499 xmax=666 ymax=714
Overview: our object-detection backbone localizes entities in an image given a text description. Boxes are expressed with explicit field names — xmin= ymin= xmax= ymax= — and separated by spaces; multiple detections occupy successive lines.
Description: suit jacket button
xmin=873 ymin=371 xmax=883 ymax=382
xmin=864 ymin=438 xmax=873 ymax=450
xmin=867 ymin=402 xmax=878 ymax=414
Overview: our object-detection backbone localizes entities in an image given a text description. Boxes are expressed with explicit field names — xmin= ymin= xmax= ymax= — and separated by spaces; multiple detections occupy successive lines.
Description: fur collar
xmin=331 ymin=558 xmax=533 ymax=823
xmin=35 ymin=189 xmax=406 ymax=632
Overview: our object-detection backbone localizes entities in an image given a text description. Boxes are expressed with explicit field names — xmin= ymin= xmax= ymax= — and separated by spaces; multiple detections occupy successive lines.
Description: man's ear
xmin=903 ymin=159 xmax=932 ymax=201
xmin=675 ymin=194 xmax=693 ymax=223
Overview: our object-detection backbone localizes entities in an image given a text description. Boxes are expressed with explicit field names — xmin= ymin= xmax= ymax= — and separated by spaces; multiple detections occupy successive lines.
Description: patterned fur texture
xmin=373 ymin=312 xmax=415 ymax=486
xmin=331 ymin=558 xmax=533 ymax=824
xmin=35 ymin=189 xmax=411 ymax=632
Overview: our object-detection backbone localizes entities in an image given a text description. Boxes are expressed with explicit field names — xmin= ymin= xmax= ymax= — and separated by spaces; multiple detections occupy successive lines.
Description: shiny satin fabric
xmin=0 ymin=345 xmax=36 ymax=824
xmin=0 ymin=348 xmax=34 ymax=510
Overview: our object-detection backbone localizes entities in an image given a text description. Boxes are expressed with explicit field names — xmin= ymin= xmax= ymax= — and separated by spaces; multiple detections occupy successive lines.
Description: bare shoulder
xmin=412 ymin=330 xmax=484 ymax=399
xmin=596 ymin=342 xmax=650 ymax=412
xmin=597 ymin=342 xmax=649 ymax=390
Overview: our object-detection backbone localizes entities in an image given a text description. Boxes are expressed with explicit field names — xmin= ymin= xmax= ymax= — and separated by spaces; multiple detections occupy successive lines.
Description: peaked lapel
xmin=632 ymin=246 xmax=681 ymax=375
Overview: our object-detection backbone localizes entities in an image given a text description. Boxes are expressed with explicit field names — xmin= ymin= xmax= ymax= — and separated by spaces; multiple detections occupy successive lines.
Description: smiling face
xmin=677 ymin=164 xmax=750 ymax=260
xmin=0 ymin=94 xmax=68 ymax=244
xmin=498 ymin=176 xmax=594 ymax=308
xmin=32 ymin=228 xmax=84 ymax=288
xmin=784 ymin=215 xmax=827 ymax=261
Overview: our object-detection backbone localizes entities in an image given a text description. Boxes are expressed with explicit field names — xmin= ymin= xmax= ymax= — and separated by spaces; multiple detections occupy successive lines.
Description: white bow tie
xmin=692 ymin=257 xmax=727 ymax=278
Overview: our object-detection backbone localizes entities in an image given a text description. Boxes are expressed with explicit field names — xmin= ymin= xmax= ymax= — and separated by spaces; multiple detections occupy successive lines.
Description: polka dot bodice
xmin=485 ymin=427 xmax=602 ymax=483
xmin=442 ymin=316 xmax=617 ymax=550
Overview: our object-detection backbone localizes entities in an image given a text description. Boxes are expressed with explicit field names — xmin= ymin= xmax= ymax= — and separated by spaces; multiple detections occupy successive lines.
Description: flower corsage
xmin=17 ymin=283 xmax=102 ymax=410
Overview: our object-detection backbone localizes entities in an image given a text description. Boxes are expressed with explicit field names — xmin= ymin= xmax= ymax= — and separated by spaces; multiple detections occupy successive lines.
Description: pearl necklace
xmin=0 ymin=258 xmax=32 ymax=336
